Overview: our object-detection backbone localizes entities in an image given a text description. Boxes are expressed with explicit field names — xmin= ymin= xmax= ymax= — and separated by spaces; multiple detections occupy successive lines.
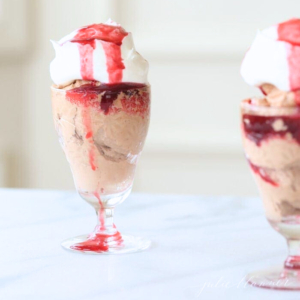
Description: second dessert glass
xmin=241 ymin=100 xmax=300 ymax=289
xmin=51 ymin=82 xmax=151 ymax=254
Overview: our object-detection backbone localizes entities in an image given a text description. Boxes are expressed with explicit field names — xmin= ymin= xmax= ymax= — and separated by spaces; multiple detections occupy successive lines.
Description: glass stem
xmin=285 ymin=239 xmax=300 ymax=269
xmin=95 ymin=208 xmax=116 ymax=235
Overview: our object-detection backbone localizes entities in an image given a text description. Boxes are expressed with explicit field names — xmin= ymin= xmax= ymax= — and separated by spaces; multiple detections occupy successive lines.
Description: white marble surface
xmin=0 ymin=189 xmax=299 ymax=299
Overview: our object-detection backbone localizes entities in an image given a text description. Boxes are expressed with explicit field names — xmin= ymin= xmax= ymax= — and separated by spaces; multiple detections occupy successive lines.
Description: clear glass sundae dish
xmin=50 ymin=21 xmax=151 ymax=254
xmin=240 ymin=19 xmax=300 ymax=288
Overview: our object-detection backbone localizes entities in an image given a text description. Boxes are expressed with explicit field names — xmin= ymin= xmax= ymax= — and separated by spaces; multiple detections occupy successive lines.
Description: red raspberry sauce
xmin=278 ymin=19 xmax=300 ymax=91
xmin=69 ymin=23 xmax=128 ymax=83
xmin=248 ymin=160 xmax=278 ymax=187
xmin=242 ymin=113 xmax=300 ymax=146
xmin=66 ymin=82 xmax=147 ymax=115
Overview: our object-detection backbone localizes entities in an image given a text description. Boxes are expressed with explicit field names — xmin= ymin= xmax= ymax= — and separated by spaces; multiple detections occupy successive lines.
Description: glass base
xmin=246 ymin=267 xmax=300 ymax=290
xmin=61 ymin=234 xmax=151 ymax=255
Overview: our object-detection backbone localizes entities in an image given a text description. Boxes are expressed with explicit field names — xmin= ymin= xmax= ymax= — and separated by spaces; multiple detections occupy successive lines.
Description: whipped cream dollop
xmin=50 ymin=20 xmax=148 ymax=86
xmin=241 ymin=19 xmax=300 ymax=92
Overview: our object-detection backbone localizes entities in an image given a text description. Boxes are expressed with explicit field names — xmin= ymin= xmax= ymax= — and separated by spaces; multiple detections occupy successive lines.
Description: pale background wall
xmin=0 ymin=0 xmax=299 ymax=196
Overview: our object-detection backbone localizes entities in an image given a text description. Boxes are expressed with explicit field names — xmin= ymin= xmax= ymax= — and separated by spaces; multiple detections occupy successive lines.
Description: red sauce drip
xmin=259 ymin=85 xmax=267 ymax=96
xmin=69 ymin=24 xmax=128 ymax=83
xmin=66 ymin=82 xmax=147 ymax=115
xmin=94 ymin=191 xmax=105 ymax=231
xmin=89 ymin=148 xmax=96 ymax=171
xmin=101 ymin=41 xmax=125 ymax=83
xmin=81 ymin=108 xmax=93 ymax=138
xmin=285 ymin=255 xmax=300 ymax=270
xmin=248 ymin=160 xmax=278 ymax=187
xmin=286 ymin=45 xmax=300 ymax=91
xmin=70 ymin=230 xmax=123 ymax=253
xmin=242 ymin=113 xmax=300 ymax=146
xmin=77 ymin=41 xmax=95 ymax=80
xmin=81 ymin=108 xmax=96 ymax=171
xmin=278 ymin=19 xmax=300 ymax=91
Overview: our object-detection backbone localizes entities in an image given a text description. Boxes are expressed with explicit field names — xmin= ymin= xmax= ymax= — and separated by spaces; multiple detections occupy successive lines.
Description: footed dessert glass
xmin=51 ymin=82 xmax=151 ymax=254
xmin=241 ymin=100 xmax=300 ymax=289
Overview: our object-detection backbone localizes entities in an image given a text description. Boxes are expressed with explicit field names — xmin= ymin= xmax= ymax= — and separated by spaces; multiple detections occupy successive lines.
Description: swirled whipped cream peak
xmin=50 ymin=20 xmax=148 ymax=87
xmin=241 ymin=19 xmax=300 ymax=107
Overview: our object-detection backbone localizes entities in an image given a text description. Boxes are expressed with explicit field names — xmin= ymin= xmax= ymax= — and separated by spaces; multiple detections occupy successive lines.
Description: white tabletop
xmin=0 ymin=188 xmax=298 ymax=300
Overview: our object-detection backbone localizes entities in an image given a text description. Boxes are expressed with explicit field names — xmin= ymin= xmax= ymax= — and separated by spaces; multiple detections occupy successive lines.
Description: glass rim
xmin=51 ymin=85 xmax=66 ymax=93
xmin=241 ymin=98 xmax=300 ymax=115
xmin=50 ymin=82 xmax=151 ymax=93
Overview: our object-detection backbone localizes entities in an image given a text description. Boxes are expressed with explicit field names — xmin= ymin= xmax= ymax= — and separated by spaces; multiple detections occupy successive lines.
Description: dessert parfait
xmin=50 ymin=20 xmax=151 ymax=254
xmin=241 ymin=19 xmax=300 ymax=289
